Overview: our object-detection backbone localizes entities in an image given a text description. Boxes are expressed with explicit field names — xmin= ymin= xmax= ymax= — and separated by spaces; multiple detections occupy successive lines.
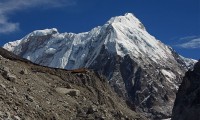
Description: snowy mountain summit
xmin=3 ymin=13 xmax=197 ymax=119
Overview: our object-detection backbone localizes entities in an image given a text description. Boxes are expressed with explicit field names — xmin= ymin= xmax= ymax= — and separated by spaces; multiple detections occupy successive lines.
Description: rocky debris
xmin=0 ymin=48 xmax=146 ymax=120
xmin=172 ymin=60 xmax=200 ymax=120
xmin=55 ymin=87 xmax=80 ymax=97
xmin=0 ymin=111 xmax=21 ymax=120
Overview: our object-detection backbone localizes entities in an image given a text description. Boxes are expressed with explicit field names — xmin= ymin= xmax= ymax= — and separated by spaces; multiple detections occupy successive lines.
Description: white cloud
xmin=0 ymin=0 xmax=75 ymax=34
xmin=179 ymin=35 xmax=197 ymax=41
xmin=0 ymin=15 xmax=19 ymax=34
xmin=177 ymin=37 xmax=200 ymax=49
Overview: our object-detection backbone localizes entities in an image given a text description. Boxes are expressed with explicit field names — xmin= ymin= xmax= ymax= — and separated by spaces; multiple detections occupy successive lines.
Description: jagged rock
xmin=5 ymin=73 xmax=17 ymax=82
xmin=1 ymin=67 xmax=17 ymax=82
xmin=0 ymin=66 xmax=17 ymax=82
xmin=55 ymin=87 xmax=80 ymax=97
xmin=172 ymin=61 xmax=200 ymax=120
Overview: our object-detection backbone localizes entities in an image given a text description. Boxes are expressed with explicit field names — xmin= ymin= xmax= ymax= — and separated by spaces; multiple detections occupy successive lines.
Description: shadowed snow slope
xmin=3 ymin=13 xmax=197 ymax=119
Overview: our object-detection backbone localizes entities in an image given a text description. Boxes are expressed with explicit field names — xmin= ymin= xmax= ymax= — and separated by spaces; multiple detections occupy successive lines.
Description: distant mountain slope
xmin=3 ymin=13 xmax=197 ymax=119
xmin=0 ymin=47 xmax=145 ymax=120
xmin=172 ymin=60 xmax=200 ymax=120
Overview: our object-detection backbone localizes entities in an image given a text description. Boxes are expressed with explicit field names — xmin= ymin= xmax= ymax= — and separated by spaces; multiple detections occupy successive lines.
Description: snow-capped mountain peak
xmin=3 ymin=13 xmax=197 ymax=119
xmin=107 ymin=13 xmax=146 ymax=31
xmin=3 ymin=13 xmax=196 ymax=69
xmin=101 ymin=13 xmax=174 ymax=65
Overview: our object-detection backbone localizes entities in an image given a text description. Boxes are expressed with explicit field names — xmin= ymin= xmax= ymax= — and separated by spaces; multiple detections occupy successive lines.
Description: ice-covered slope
xmin=3 ymin=13 xmax=197 ymax=119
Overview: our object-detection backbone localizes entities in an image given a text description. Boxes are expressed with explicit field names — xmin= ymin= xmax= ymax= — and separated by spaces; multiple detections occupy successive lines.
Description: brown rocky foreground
xmin=0 ymin=48 xmax=146 ymax=120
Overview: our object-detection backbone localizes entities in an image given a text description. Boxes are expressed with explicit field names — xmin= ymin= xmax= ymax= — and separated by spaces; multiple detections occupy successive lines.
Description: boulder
xmin=1 ymin=66 xmax=17 ymax=82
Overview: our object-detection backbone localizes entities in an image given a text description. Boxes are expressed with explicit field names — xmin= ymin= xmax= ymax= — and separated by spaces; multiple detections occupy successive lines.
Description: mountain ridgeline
xmin=3 ymin=13 xmax=197 ymax=119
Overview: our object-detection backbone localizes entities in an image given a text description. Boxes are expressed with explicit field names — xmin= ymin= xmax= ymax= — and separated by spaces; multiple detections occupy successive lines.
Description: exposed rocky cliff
xmin=172 ymin=60 xmax=200 ymax=120
xmin=0 ymin=48 xmax=146 ymax=120
xmin=3 ymin=13 xmax=197 ymax=119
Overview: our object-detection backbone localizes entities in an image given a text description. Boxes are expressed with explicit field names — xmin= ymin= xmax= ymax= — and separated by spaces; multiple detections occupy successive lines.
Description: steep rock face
xmin=3 ymin=13 xmax=197 ymax=119
xmin=0 ymin=48 xmax=146 ymax=120
xmin=172 ymin=61 xmax=200 ymax=120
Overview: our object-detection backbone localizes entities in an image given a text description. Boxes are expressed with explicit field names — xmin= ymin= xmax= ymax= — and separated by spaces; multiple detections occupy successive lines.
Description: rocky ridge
xmin=0 ymin=48 xmax=146 ymax=120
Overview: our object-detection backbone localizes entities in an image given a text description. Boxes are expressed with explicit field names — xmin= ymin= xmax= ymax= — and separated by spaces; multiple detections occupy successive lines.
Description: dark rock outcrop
xmin=172 ymin=60 xmax=200 ymax=120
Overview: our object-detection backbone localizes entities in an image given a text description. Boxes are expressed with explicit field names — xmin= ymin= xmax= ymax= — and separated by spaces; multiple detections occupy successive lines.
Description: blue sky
xmin=0 ymin=0 xmax=199 ymax=59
